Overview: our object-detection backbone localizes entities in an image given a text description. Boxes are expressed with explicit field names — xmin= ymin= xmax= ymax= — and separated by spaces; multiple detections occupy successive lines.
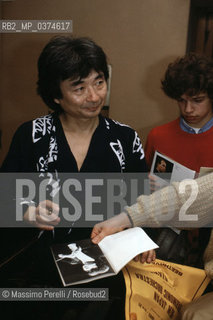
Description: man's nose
xmin=86 ymin=87 xmax=99 ymax=102
xmin=185 ymin=101 xmax=194 ymax=113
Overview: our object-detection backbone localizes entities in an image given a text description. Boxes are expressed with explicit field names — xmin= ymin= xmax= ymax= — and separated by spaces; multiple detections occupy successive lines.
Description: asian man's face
xmin=54 ymin=70 xmax=107 ymax=120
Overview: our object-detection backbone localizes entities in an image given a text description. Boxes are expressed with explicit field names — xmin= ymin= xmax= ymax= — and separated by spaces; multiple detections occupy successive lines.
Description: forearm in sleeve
xmin=125 ymin=172 xmax=213 ymax=228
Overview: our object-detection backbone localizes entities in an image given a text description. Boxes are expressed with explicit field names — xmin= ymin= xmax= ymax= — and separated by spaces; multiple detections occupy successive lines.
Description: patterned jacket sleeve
xmin=124 ymin=128 xmax=148 ymax=173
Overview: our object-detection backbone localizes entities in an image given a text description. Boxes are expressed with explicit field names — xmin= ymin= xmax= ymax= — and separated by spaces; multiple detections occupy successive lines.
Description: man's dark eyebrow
xmin=70 ymin=79 xmax=84 ymax=87
xmin=95 ymin=73 xmax=104 ymax=80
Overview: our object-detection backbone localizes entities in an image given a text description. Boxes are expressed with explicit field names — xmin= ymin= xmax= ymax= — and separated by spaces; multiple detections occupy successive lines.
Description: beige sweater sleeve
xmin=126 ymin=172 xmax=213 ymax=228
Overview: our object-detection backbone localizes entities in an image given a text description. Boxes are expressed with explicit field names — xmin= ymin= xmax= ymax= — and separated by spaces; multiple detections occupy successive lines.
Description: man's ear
xmin=54 ymin=98 xmax=60 ymax=104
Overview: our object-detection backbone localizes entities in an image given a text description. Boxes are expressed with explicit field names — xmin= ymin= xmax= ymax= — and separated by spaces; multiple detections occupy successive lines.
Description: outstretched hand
xmin=91 ymin=212 xmax=132 ymax=244
xmin=91 ymin=213 xmax=156 ymax=264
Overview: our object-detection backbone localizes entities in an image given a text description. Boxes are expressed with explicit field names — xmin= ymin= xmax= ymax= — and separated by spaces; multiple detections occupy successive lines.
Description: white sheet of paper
xmin=171 ymin=162 xmax=195 ymax=181
xmin=98 ymin=227 xmax=158 ymax=274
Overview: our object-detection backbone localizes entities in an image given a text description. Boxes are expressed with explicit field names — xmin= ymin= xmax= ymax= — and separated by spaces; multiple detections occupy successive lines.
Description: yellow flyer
xmin=123 ymin=259 xmax=210 ymax=320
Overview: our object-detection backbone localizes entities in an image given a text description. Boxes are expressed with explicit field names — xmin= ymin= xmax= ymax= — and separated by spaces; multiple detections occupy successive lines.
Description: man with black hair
xmin=2 ymin=35 xmax=147 ymax=226
xmin=3 ymin=36 xmax=147 ymax=175
xmin=1 ymin=36 xmax=148 ymax=320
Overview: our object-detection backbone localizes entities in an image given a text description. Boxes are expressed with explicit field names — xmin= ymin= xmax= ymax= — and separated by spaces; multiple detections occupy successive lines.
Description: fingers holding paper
xmin=134 ymin=249 xmax=156 ymax=264
xmin=91 ymin=212 xmax=132 ymax=244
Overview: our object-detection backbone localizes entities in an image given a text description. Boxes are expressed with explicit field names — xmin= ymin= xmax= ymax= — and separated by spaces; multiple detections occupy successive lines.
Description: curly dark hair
xmin=37 ymin=36 xmax=109 ymax=112
xmin=161 ymin=52 xmax=213 ymax=101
